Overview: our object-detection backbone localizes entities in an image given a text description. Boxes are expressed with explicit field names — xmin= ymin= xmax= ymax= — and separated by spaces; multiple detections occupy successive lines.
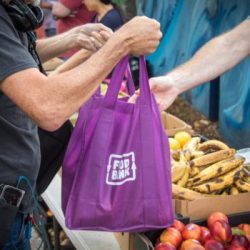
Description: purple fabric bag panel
xmin=62 ymin=56 xmax=173 ymax=232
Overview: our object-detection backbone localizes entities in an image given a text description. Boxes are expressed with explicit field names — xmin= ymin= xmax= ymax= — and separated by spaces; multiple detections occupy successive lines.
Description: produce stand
xmin=42 ymin=112 xmax=250 ymax=250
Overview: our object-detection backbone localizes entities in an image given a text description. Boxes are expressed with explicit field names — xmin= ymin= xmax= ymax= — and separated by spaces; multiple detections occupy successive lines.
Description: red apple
xmin=180 ymin=239 xmax=205 ymax=250
xmin=207 ymin=212 xmax=229 ymax=229
xmin=210 ymin=220 xmax=232 ymax=243
xmin=182 ymin=223 xmax=201 ymax=241
xmin=226 ymin=245 xmax=247 ymax=250
xmin=172 ymin=219 xmax=185 ymax=232
xmin=238 ymin=224 xmax=250 ymax=241
xmin=155 ymin=242 xmax=176 ymax=250
xmin=204 ymin=239 xmax=225 ymax=250
xmin=200 ymin=226 xmax=211 ymax=243
xmin=160 ymin=227 xmax=182 ymax=248
xmin=231 ymin=235 xmax=250 ymax=249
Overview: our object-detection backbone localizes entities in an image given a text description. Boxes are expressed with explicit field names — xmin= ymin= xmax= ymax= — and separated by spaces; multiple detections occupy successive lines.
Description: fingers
xmin=91 ymin=31 xmax=107 ymax=45
xmin=66 ymin=23 xmax=113 ymax=52
xmin=99 ymin=30 xmax=113 ymax=41
xmin=128 ymin=93 xmax=139 ymax=103
xmin=90 ymin=36 xmax=103 ymax=50
xmin=149 ymin=78 xmax=158 ymax=91
xmin=95 ymin=23 xmax=113 ymax=35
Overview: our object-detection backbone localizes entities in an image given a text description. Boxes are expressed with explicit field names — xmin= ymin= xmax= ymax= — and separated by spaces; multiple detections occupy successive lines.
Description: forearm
xmin=40 ymin=2 xmax=53 ymax=9
xmin=36 ymin=30 xmax=77 ymax=62
xmin=167 ymin=20 xmax=250 ymax=95
xmin=51 ymin=49 xmax=92 ymax=75
xmin=3 ymin=16 xmax=162 ymax=130
xmin=3 ymin=33 xmax=129 ymax=131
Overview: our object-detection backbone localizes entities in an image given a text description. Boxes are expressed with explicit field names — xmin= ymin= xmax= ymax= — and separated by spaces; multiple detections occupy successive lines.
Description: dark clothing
xmin=93 ymin=8 xmax=124 ymax=31
xmin=2 ymin=213 xmax=32 ymax=250
xmin=0 ymin=4 xmax=40 ymax=213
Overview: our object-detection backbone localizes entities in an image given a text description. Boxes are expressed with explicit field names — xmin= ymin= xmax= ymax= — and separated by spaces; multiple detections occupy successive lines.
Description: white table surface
xmin=42 ymin=174 xmax=121 ymax=250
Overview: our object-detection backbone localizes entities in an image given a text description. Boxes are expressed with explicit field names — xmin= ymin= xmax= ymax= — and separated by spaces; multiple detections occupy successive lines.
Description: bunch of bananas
xmin=170 ymin=134 xmax=250 ymax=201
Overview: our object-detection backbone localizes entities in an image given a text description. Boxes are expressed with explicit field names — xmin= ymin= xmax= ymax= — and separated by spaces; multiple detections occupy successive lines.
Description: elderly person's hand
xmin=115 ymin=16 xmax=162 ymax=55
xmin=128 ymin=76 xmax=179 ymax=111
xmin=149 ymin=76 xmax=179 ymax=111
xmin=67 ymin=23 xmax=113 ymax=52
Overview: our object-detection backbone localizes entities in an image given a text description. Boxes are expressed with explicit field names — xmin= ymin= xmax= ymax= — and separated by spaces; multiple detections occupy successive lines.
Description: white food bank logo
xmin=106 ymin=152 xmax=136 ymax=185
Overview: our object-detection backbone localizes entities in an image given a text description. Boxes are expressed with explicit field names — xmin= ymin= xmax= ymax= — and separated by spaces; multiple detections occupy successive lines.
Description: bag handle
xmin=138 ymin=56 xmax=151 ymax=104
xmin=94 ymin=63 xmax=135 ymax=97
xmin=104 ymin=56 xmax=151 ymax=108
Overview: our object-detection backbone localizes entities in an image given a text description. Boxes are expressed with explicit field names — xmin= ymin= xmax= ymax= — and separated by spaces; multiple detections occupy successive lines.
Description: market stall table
xmin=42 ymin=174 xmax=121 ymax=250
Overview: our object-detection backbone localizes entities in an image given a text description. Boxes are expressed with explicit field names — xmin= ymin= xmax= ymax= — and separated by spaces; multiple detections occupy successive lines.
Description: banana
xmin=230 ymin=185 xmax=240 ymax=195
xmin=179 ymin=151 xmax=188 ymax=163
xmin=190 ymin=149 xmax=236 ymax=168
xmin=172 ymin=184 xmax=204 ymax=201
xmin=242 ymin=164 xmax=250 ymax=177
xmin=184 ymin=150 xmax=192 ymax=161
xmin=188 ymin=156 xmax=245 ymax=186
xmin=243 ymin=176 xmax=250 ymax=184
xmin=191 ymin=150 xmax=205 ymax=159
xmin=171 ymin=161 xmax=187 ymax=183
xmin=177 ymin=165 xmax=190 ymax=187
xmin=171 ymin=150 xmax=181 ymax=161
xmin=221 ymin=189 xmax=229 ymax=196
xmin=198 ymin=139 xmax=229 ymax=152
xmin=189 ymin=166 xmax=200 ymax=178
xmin=192 ymin=165 xmax=243 ymax=194
xmin=235 ymin=179 xmax=250 ymax=192
xmin=183 ymin=137 xmax=201 ymax=152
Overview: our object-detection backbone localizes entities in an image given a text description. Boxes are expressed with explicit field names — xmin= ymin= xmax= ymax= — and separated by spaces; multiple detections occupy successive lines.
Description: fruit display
xmin=155 ymin=212 xmax=250 ymax=250
xmin=169 ymin=132 xmax=250 ymax=200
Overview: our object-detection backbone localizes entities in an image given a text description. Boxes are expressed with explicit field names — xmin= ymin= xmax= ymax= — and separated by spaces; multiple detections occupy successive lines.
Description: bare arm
xmin=1 ymin=17 xmax=162 ymax=131
xmin=51 ymin=2 xmax=71 ymax=18
xmin=40 ymin=1 xmax=53 ymax=10
xmin=50 ymin=49 xmax=92 ymax=75
xmin=36 ymin=23 xmax=113 ymax=62
xmin=149 ymin=18 xmax=250 ymax=111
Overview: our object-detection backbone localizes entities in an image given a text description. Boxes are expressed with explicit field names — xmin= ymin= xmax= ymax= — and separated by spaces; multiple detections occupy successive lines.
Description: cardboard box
xmin=114 ymin=233 xmax=132 ymax=250
xmin=114 ymin=232 xmax=154 ymax=250
xmin=175 ymin=192 xmax=250 ymax=221
xmin=161 ymin=112 xmax=193 ymax=136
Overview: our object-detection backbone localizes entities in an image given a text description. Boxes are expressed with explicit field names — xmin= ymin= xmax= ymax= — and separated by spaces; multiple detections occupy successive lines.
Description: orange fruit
xmin=174 ymin=131 xmax=191 ymax=148
xmin=169 ymin=138 xmax=181 ymax=150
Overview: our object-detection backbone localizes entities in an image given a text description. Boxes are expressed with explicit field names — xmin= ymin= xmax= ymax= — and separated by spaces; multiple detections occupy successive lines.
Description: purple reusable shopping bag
xmin=62 ymin=56 xmax=174 ymax=232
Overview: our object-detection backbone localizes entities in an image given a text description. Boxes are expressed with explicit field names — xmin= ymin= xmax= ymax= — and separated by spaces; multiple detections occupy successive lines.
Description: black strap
xmin=26 ymin=31 xmax=47 ymax=75
xmin=25 ymin=32 xmax=73 ymax=196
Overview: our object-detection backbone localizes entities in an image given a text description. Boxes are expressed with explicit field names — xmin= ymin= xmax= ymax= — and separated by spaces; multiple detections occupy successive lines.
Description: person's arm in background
xmin=40 ymin=0 xmax=53 ymax=10
xmin=51 ymin=1 xmax=72 ymax=19
xmin=2 ymin=17 xmax=162 ymax=132
xmin=149 ymin=18 xmax=250 ymax=111
xmin=50 ymin=49 xmax=92 ymax=75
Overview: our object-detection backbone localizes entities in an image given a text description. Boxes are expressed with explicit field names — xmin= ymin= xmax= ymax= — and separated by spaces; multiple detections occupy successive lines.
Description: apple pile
xmin=155 ymin=212 xmax=250 ymax=250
